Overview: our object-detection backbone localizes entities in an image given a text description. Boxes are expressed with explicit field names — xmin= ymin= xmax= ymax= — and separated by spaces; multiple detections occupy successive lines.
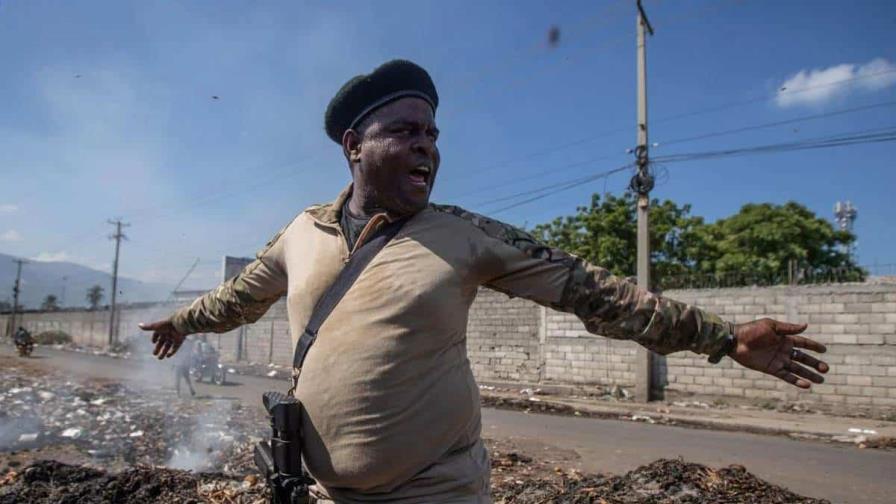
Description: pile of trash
xmin=0 ymin=455 xmax=829 ymax=504
xmin=0 ymin=363 xmax=265 ymax=473
xmin=0 ymin=460 xmax=267 ymax=504
xmin=491 ymin=458 xmax=829 ymax=504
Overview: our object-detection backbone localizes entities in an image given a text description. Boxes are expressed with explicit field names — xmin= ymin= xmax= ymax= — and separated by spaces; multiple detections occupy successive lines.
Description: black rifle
xmin=254 ymin=391 xmax=315 ymax=504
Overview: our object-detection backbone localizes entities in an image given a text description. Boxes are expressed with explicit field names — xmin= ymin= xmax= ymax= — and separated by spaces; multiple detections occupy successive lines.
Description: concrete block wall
xmin=543 ymin=310 xmax=637 ymax=387
xmin=5 ymin=282 xmax=895 ymax=408
xmin=467 ymin=289 xmax=542 ymax=383
xmin=662 ymin=284 xmax=896 ymax=408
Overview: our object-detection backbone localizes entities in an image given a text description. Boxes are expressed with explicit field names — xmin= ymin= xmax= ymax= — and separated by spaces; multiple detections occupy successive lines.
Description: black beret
xmin=324 ymin=59 xmax=438 ymax=143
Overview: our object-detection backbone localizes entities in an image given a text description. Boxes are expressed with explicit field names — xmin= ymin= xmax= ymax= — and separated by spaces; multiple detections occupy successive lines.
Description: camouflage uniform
xmin=170 ymin=185 xmax=732 ymax=503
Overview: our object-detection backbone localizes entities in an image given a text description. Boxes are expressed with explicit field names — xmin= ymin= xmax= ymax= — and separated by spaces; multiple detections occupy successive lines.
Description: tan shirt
xmin=171 ymin=185 xmax=732 ymax=502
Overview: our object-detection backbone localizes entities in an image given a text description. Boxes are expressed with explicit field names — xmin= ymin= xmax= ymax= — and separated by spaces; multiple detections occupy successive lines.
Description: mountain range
xmin=0 ymin=252 xmax=175 ymax=309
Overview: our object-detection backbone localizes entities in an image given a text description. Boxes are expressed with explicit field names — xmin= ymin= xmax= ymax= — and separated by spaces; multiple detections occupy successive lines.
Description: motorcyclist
xmin=13 ymin=326 xmax=33 ymax=346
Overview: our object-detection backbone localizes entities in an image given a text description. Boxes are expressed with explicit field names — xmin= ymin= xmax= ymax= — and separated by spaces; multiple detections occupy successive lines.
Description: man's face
xmin=347 ymin=97 xmax=440 ymax=217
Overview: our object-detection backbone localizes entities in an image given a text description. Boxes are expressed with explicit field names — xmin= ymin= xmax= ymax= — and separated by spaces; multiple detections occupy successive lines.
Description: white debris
xmin=478 ymin=385 xmax=496 ymax=391
xmin=631 ymin=415 xmax=656 ymax=424
xmin=267 ymin=370 xmax=277 ymax=377
xmin=91 ymin=398 xmax=108 ymax=406
xmin=847 ymin=428 xmax=878 ymax=435
xmin=61 ymin=427 xmax=83 ymax=438
xmin=129 ymin=430 xmax=144 ymax=438
xmin=37 ymin=390 xmax=56 ymax=401
xmin=17 ymin=433 xmax=39 ymax=443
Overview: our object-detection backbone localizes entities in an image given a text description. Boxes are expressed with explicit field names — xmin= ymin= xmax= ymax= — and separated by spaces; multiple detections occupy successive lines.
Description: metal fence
xmin=656 ymin=263 xmax=894 ymax=290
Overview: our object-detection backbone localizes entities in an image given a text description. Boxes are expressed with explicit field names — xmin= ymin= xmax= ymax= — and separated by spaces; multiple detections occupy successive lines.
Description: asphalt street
xmin=5 ymin=345 xmax=895 ymax=504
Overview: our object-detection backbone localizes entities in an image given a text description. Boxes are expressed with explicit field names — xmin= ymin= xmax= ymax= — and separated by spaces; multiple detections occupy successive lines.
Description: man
xmin=173 ymin=336 xmax=196 ymax=397
xmin=140 ymin=60 xmax=829 ymax=503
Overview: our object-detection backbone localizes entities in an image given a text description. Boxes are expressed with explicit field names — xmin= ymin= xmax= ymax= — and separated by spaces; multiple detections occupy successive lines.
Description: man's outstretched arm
xmin=140 ymin=227 xmax=289 ymax=359
xmin=474 ymin=216 xmax=828 ymax=389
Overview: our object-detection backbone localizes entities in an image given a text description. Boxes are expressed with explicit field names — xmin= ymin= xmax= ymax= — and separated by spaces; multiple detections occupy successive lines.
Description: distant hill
xmin=0 ymin=252 xmax=175 ymax=309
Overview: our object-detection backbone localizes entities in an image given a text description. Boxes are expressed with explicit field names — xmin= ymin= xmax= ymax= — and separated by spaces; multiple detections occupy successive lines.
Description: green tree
xmin=695 ymin=202 xmax=863 ymax=284
xmin=533 ymin=194 xmax=863 ymax=288
xmin=86 ymin=285 xmax=104 ymax=310
xmin=532 ymin=192 xmax=705 ymax=287
xmin=41 ymin=294 xmax=60 ymax=311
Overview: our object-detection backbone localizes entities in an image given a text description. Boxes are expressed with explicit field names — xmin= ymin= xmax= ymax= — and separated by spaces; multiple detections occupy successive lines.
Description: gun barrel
xmin=254 ymin=441 xmax=275 ymax=478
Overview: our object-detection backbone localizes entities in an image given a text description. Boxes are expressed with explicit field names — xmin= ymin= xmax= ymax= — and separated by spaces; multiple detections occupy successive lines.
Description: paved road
xmin=6 ymin=345 xmax=895 ymax=504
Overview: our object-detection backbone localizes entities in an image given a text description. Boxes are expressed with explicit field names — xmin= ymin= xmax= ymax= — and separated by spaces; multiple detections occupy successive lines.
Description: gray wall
xmin=4 ymin=282 xmax=895 ymax=409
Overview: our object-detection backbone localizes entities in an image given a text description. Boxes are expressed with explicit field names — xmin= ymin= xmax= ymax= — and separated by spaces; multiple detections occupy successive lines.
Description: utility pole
xmin=107 ymin=219 xmax=130 ymax=346
xmin=8 ymin=259 xmax=26 ymax=338
xmin=60 ymin=275 xmax=68 ymax=308
xmin=632 ymin=0 xmax=655 ymax=402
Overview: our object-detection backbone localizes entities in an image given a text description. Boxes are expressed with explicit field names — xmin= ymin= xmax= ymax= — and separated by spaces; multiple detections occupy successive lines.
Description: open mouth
xmin=408 ymin=165 xmax=432 ymax=188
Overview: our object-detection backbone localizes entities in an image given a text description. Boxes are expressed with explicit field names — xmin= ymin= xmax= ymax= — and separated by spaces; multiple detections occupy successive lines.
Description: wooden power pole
xmin=107 ymin=219 xmax=129 ymax=346
xmin=633 ymin=0 xmax=656 ymax=402
xmin=8 ymin=259 xmax=26 ymax=337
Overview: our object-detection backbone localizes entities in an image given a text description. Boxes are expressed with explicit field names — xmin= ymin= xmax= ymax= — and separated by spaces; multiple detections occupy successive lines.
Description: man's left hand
xmin=730 ymin=318 xmax=829 ymax=389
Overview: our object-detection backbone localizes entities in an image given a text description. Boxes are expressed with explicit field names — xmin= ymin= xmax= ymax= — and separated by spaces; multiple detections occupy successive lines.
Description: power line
xmin=480 ymin=163 xmax=633 ymax=215
xmin=480 ymin=125 xmax=896 ymax=217
xmin=655 ymin=99 xmax=896 ymax=147
xmin=447 ymin=68 xmax=896 ymax=182
xmin=449 ymin=99 xmax=896 ymax=207
xmin=653 ymin=126 xmax=896 ymax=164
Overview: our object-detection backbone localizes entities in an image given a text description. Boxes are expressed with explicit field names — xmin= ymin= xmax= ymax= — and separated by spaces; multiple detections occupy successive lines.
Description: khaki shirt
xmin=171 ymin=185 xmax=732 ymax=502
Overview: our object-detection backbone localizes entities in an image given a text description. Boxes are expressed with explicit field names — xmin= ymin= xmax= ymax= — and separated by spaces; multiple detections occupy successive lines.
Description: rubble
xmin=0 ymin=460 xmax=267 ymax=504
xmin=0 ymin=356 xmax=843 ymax=502
xmin=0 ymin=362 xmax=267 ymax=472
xmin=491 ymin=458 xmax=830 ymax=504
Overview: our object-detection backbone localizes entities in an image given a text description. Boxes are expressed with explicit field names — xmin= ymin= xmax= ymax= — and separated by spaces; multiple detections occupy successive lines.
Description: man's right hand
xmin=139 ymin=320 xmax=187 ymax=360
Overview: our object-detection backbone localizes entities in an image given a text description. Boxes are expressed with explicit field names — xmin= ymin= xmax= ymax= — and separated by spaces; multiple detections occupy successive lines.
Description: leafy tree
xmin=532 ymin=192 xmax=705 ymax=287
xmin=533 ymin=194 xmax=862 ymax=288
xmin=694 ymin=202 xmax=863 ymax=285
xmin=86 ymin=285 xmax=104 ymax=310
xmin=41 ymin=295 xmax=60 ymax=311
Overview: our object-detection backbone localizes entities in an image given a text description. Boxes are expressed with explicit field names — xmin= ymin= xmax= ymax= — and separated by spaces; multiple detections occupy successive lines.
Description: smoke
xmin=165 ymin=398 xmax=238 ymax=472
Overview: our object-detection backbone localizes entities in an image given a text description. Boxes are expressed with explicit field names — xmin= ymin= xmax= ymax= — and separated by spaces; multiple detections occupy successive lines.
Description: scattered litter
xmin=16 ymin=434 xmax=38 ymax=443
xmin=128 ymin=431 xmax=143 ymax=438
xmin=266 ymin=370 xmax=277 ymax=377
xmin=60 ymin=428 xmax=82 ymax=439
xmin=847 ymin=428 xmax=877 ymax=435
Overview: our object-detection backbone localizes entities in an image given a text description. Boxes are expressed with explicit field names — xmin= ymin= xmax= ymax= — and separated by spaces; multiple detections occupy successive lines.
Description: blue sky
xmin=1 ymin=0 xmax=894 ymax=290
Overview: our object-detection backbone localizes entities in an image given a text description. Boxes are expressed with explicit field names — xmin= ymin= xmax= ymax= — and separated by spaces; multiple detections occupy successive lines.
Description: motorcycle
xmin=15 ymin=340 xmax=34 ymax=357
xmin=189 ymin=346 xmax=227 ymax=385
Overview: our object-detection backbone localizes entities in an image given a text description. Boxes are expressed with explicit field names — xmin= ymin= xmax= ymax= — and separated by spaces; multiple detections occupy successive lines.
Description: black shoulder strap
xmin=292 ymin=218 xmax=406 ymax=372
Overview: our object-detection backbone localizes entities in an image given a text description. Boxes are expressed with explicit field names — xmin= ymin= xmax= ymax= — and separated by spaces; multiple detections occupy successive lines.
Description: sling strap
xmin=289 ymin=217 xmax=406 ymax=393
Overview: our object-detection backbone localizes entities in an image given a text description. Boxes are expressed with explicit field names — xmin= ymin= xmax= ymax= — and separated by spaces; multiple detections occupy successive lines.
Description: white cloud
xmin=776 ymin=58 xmax=896 ymax=108
xmin=32 ymin=251 xmax=73 ymax=262
xmin=0 ymin=229 xmax=23 ymax=242
xmin=0 ymin=204 xmax=18 ymax=214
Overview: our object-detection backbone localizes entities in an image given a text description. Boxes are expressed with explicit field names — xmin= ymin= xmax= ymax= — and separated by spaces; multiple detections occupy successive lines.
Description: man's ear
xmin=342 ymin=129 xmax=362 ymax=163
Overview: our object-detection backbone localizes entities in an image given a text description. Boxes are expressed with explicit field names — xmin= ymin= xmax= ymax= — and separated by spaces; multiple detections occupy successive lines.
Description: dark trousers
xmin=175 ymin=365 xmax=195 ymax=396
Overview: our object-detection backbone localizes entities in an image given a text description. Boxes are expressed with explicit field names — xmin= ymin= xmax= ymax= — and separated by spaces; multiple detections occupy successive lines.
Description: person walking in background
xmin=173 ymin=336 xmax=195 ymax=397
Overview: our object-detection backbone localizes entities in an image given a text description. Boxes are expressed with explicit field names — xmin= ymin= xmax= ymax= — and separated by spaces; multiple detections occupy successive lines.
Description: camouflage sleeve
xmin=169 ymin=227 xmax=289 ymax=335
xmin=448 ymin=206 xmax=733 ymax=356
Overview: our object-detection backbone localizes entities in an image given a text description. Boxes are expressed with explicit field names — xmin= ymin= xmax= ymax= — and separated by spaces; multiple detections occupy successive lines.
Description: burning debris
xmin=0 ymin=362 xmax=265 ymax=473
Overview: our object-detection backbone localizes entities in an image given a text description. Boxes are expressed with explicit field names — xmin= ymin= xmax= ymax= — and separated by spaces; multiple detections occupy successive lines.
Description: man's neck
xmin=346 ymin=193 xmax=383 ymax=220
